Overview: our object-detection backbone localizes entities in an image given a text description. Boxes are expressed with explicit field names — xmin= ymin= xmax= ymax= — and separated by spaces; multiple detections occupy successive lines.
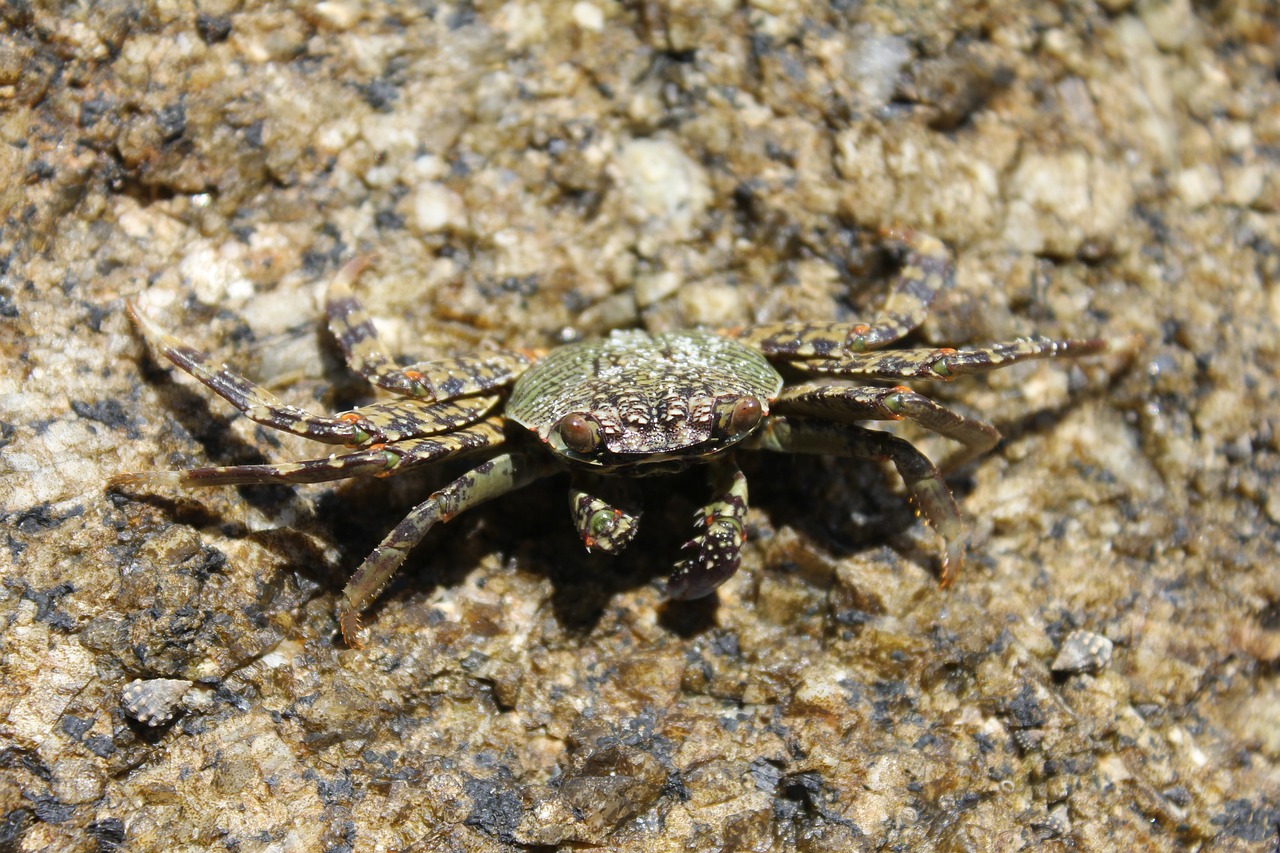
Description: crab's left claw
xmin=569 ymin=476 xmax=642 ymax=555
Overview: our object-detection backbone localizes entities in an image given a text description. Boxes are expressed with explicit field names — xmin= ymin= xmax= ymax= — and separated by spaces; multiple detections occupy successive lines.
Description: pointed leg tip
xmin=107 ymin=471 xmax=181 ymax=489
xmin=106 ymin=473 xmax=139 ymax=489
xmin=938 ymin=544 xmax=964 ymax=588
xmin=339 ymin=609 xmax=366 ymax=649
xmin=338 ymin=253 xmax=376 ymax=281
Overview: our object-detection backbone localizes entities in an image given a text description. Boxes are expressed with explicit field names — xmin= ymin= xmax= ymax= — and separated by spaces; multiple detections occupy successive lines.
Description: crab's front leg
xmin=667 ymin=456 xmax=750 ymax=600
xmin=339 ymin=450 xmax=560 ymax=646
xmin=569 ymin=473 xmax=642 ymax=554
xmin=743 ymin=416 xmax=965 ymax=586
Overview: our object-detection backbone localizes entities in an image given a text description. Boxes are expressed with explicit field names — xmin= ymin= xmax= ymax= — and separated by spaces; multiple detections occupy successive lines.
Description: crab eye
xmin=716 ymin=395 xmax=764 ymax=437
xmin=555 ymin=412 xmax=600 ymax=454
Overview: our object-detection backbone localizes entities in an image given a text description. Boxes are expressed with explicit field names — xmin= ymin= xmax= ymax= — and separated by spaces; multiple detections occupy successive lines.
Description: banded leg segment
xmin=348 ymin=394 xmax=500 ymax=444
xmin=126 ymin=303 xmax=498 ymax=448
xmin=326 ymin=256 xmax=531 ymax=401
xmin=109 ymin=420 xmax=507 ymax=488
xmin=742 ymin=417 xmax=965 ymax=585
xmin=338 ymin=450 xmax=560 ymax=646
xmin=127 ymin=302 xmax=367 ymax=445
xmin=732 ymin=229 xmax=952 ymax=356
xmin=667 ymin=456 xmax=750 ymax=600
xmin=786 ymin=337 xmax=1109 ymax=381
xmin=774 ymin=384 xmax=1000 ymax=468
xmin=569 ymin=473 xmax=642 ymax=554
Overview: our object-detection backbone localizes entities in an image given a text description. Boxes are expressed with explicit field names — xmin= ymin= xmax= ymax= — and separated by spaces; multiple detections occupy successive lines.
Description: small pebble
xmin=1042 ymin=803 xmax=1072 ymax=837
xmin=1051 ymin=630 xmax=1113 ymax=673
xmin=121 ymin=678 xmax=193 ymax=727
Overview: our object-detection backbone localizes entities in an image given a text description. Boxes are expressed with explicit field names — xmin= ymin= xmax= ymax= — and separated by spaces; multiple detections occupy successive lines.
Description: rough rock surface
xmin=2 ymin=2 xmax=1279 ymax=851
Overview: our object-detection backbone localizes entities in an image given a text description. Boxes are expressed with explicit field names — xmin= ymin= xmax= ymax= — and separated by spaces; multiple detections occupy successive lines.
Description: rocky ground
xmin=1 ymin=1 xmax=1278 ymax=851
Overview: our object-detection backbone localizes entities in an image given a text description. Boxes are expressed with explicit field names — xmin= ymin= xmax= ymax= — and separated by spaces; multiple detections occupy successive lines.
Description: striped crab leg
xmin=325 ymin=256 xmax=532 ymax=401
xmin=772 ymin=383 xmax=1001 ymax=469
xmin=338 ymin=450 xmax=561 ymax=646
xmin=124 ymin=302 xmax=501 ymax=448
xmin=743 ymin=416 xmax=965 ymax=586
xmin=110 ymin=419 xmax=506 ymax=489
xmin=732 ymin=228 xmax=953 ymax=355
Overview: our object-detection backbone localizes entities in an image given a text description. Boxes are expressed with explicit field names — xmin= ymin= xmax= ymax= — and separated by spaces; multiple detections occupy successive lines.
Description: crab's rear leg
xmin=339 ymin=450 xmax=560 ymax=646
xmin=569 ymin=473 xmax=642 ymax=554
xmin=742 ymin=417 xmax=965 ymax=586
xmin=667 ymin=457 xmax=750 ymax=600
xmin=110 ymin=419 xmax=506 ymax=489
xmin=326 ymin=256 xmax=531 ymax=401
xmin=732 ymin=229 xmax=952 ymax=355
xmin=773 ymin=384 xmax=1000 ymax=470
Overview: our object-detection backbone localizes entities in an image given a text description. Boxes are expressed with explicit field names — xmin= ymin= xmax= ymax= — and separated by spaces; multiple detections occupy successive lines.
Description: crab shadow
xmin=259 ymin=446 xmax=966 ymax=642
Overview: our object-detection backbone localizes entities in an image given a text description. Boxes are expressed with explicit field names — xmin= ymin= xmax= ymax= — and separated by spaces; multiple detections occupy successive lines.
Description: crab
xmin=111 ymin=230 xmax=1106 ymax=646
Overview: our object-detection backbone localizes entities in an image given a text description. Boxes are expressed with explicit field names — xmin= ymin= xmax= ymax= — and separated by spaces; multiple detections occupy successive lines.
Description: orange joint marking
xmin=339 ymin=412 xmax=371 ymax=447
xmin=887 ymin=385 xmax=914 ymax=418
xmin=371 ymin=444 xmax=399 ymax=477
xmin=400 ymin=369 xmax=433 ymax=396
xmin=847 ymin=324 xmax=873 ymax=352
xmin=932 ymin=348 xmax=958 ymax=378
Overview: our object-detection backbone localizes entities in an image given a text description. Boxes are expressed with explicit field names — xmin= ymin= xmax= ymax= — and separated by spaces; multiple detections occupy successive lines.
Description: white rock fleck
xmin=614 ymin=137 xmax=710 ymax=250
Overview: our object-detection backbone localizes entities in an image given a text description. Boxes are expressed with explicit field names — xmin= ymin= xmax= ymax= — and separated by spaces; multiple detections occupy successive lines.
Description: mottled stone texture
xmin=2 ymin=1 xmax=1278 ymax=851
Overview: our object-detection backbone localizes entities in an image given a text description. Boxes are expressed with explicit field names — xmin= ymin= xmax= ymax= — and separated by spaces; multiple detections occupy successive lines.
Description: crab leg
xmin=126 ymin=302 xmax=499 ymax=447
xmin=568 ymin=473 xmax=642 ymax=553
xmin=326 ymin=256 xmax=531 ymax=401
xmin=667 ymin=457 xmax=750 ymax=600
xmin=127 ymin=302 xmax=367 ymax=445
xmin=732 ymin=229 xmax=952 ymax=354
xmin=783 ymin=337 xmax=1109 ymax=380
xmin=110 ymin=420 xmax=506 ymax=489
xmin=345 ymin=395 xmax=500 ymax=444
xmin=742 ymin=417 xmax=965 ymax=586
xmin=773 ymin=384 xmax=1000 ymax=468
xmin=338 ymin=450 xmax=560 ymax=646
